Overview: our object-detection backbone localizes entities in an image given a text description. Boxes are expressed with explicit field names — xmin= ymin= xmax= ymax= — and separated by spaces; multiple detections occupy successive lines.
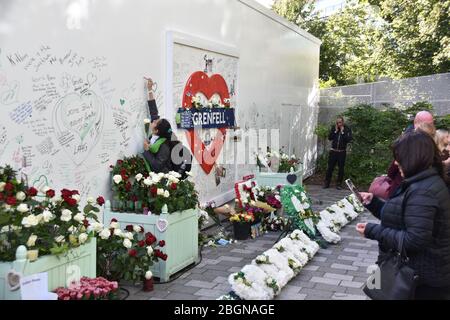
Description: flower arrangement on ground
xmin=228 ymin=229 xmax=318 ymax=300
xmin=288 ymin=230 xmax=320 ymax=259
xmin=316 ymin=195 xmax=363 ymax=244
xmin=95 ymin=219 xmax=167 ymax=283
xmin=229 ymin=213 xmax=255 ymax=224
xmin=54 ymin=277 xmax=119 ymax=300
xmin=263 ymin=215 xmax=287 ymax=232
xmin=0 ymin=165 xmax=104 ymax=261
xmin=280 ymin=185 xmax=319 ymax=238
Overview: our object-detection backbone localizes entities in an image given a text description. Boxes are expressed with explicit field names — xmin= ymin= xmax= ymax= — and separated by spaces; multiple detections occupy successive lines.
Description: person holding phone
xmin=324 ymin=116 xmax=353 ymax=190
xmin=356 ymin=131 xmax=450 ymax=300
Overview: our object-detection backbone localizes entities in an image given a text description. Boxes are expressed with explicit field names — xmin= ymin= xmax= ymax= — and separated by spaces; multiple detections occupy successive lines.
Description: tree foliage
xmin=273 ymin=0 xmax=450 ymax=86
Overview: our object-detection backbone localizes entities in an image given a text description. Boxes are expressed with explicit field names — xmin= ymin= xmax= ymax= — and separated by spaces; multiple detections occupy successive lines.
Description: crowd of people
xmin=349 ymin=111 xmax=450 ymax=300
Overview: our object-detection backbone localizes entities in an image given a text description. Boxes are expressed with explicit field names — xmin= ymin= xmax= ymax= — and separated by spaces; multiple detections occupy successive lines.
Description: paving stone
xmin=343 ymin=248 xmax=368 ymax=254
xmin=313 ymin=256 xmax=328 ymax=262
xmin=213 ymin=276 xmax=228 ymax=283
xmin=230 ymin=249 xmax=256 ymax=254
xmin=168 ymin=284 xmax=202 ymax=294
xmin=324 ymin=273 xmax=354 ymax=281
xmin=300 ymin=288 xmax=334 ymax=299
xmin=302 ymin=265 xmax=320 ymax=271
xmin=228 ymin=266 xmax=242 ymax=273
xmin=194 ymin=288 xmax=228 ymax=297
xmin=310 ymin=276 xmax=341 ymax=286
xmin=340 ymin=281 xmax=364 ymax=289
xmin=185 ymin=280 xmax=217 ymax=289
xmin=353 ymin=261 xmax=375 ymax=268
xmin=165 ymin=292 xmax=201 ymax=300
xmin=314 ymin=283 xmax=347 ymax=293
xmin=338 ymin=255 xmax=363 ymax=262
xmin=332 ymin=292 xmax=367 ymax=300
xmin=331 ymin=263 xmax=359 ymax=271
xmin=276 ymin=292 xmax=307 ymax=300
xmin=218 ymin=256 xmax=243 ymax=262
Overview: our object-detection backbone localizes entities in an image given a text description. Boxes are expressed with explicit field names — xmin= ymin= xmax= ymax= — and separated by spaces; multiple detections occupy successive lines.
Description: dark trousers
xmin=415 ymin=285 xmax=450 ymax=300
xmin=325 ymin=150 xmax=346 ymax=185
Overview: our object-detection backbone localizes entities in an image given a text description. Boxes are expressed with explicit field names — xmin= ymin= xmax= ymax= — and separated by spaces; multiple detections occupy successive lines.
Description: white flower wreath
xmin=240 ymin=265 xmax=275 ymax=300
xmin=276 ymin=237 xmax=309 ymax=266
xmin=317 ymin=220 xmax=341 ymax=244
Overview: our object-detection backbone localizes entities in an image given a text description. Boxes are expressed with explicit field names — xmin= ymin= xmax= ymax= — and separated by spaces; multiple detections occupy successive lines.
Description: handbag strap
xmin=397 ymin=192 xmax=409 ymax=261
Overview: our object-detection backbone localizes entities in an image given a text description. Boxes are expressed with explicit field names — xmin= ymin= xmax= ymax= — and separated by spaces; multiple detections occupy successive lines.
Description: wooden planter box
xmin=0 ymin=239 xmax=96 ymax=300
xmin=103 ymin=202 xmax=199 ymax=282
xmin=255 ymin=166 xmax=303 ymax=188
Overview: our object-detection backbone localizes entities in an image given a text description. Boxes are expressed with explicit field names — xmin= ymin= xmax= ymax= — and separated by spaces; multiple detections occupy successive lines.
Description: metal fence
xmin=319 ymin=73 xmax=450 ymax=125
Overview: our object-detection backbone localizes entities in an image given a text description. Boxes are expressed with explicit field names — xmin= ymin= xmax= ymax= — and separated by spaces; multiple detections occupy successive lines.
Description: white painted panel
xmin=0 ymin=0 xmax=320 ymax=204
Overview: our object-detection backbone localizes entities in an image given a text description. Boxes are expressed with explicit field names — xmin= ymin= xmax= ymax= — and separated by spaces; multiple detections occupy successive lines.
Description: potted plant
xmin=255 ymin=149 xmax=303 ymax=187
xmin=95 ymin=219 xmax=167 ymax=285
xmin=230 ymin=213 xmax=255 ymax=241
xmin=104 ymin=167 xmax=199 ymax=282
xmin=0 ymin=165 xmax=103 ymax=300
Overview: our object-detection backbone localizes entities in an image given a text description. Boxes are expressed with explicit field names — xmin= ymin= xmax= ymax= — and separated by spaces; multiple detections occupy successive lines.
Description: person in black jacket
xmin=357 ymin=131 xmax=450 ymax=300
xmin=324 ymin=116 xmax=353 ymax=189
xmin=142 ymin=78 xmax=192 ymax=176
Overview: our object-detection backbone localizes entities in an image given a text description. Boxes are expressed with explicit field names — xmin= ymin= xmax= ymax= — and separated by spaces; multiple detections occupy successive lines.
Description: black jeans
xmin=325 ymin=150 xmax=347 ymax=185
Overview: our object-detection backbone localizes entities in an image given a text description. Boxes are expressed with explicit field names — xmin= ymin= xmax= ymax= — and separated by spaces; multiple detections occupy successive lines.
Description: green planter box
xmin=103 ymin=201 xmax=199 ymax=282
xmin=0 ymin=239 xmax=96 ymax=300
xmin=255 ymin=165 xmax=303 ymax=188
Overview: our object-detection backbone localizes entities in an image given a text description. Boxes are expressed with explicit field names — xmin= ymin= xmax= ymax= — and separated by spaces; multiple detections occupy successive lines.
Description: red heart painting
xmin=182 ymin=71 xmax=231 ymax=174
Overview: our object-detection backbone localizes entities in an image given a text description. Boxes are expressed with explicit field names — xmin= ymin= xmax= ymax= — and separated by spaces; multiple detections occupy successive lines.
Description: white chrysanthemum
xmin=42 ymin=210 xmax=54 ymax=223
xmin=27 ymin=234 xmax=38 ymax=247
xmin=143 ymin=178 xmax=152 ymax=186
xmin=113 ymin=175 xmax=122 ymax=184
xmin=87 ymin=197 xmax=95 ymax=204
xmin=60 ymin=209 xmax=72 ymax=222
xmin=163 ymin=190 xmax=170 ymax=198
xmin=123 ymin=238 xmax=132 ymax=249
xmin=124 ymin=232 xmax=134 ymax=240
xmin=78 ymin=233 xmax=88 ymax=244
xmin=16 ymin=203 xmax=29 ymax=213
xmin=114 ymin=229 xmax=122 ymax=237
xmin=110 ymin=222 xmax=120 ymax=230
xmin=99 ymin=228 xmax=111 ymax=240
xmin=135 ymin=173 xmax=143 ymax=182
xmin=21 ymin=215 xmax=39 ymax=228
xmin=90 ymin=222 xmax=104 ymax=233
xmin=145 ymin=270 xmax=153 ymax=280
xmin=147 ymin=246 xmax=153 ymax=256
xmin=157 ymin=188 xmax=164 ymax=196
xmin=317 ymin=221 xmax=341 ymax=244
xmin=73 ymin=213 xmax=85 ymax=223
xmin=16 ymin=191 xmax=26 ymax=201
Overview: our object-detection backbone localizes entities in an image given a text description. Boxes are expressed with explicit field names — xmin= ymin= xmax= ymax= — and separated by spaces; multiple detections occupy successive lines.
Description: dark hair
xmin=337 ymin=116 xmax=344 ymax=122
xmin=155 ymin=119 xmax=180 ymax=150
xmin=392 ymin=131 xmax=444 ymax=179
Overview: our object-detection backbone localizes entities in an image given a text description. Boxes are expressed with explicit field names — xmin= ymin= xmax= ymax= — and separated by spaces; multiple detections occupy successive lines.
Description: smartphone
xmin=345 ymin=179 xmax=364 ymax=203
